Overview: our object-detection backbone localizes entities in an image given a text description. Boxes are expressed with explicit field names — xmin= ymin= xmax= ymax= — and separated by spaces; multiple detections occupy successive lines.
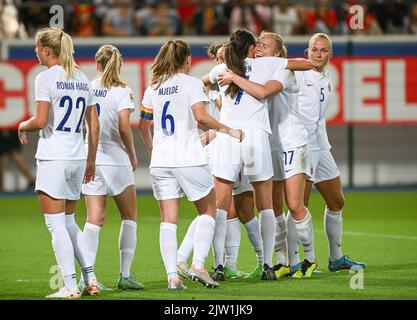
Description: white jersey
xmin=269 ymin=69 xmax=308 ymax=151
xmin=209 ymin=57 xmax=288 ymax=133
xmin=141 ymin=73 xmax=209 ymax=168
xmin=296 ymin=70 xmax=332 ymax=151
xmin=207 ymin=89 xmax=221 ymax=121
xmin=89 ymin=78 xmax=135 ymax=166
xmin=34 ymin=65 xmax=95 ymax=160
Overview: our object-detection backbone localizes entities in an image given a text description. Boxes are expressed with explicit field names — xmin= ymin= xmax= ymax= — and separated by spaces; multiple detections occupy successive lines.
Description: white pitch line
xmin=316 ymin=229 xmax=417 ymax=241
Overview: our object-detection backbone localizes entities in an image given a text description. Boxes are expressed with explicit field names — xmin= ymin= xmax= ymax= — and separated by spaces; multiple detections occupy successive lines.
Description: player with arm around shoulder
xmin=138 ymin=40 xmax=243 ymax=290
xmin=81 ymin=45 xmax=144 ymax=291
xmin=296 ymin=33 xmax=366 ymax=272
xmin=18 ymin=27 xmax=100 ymax=299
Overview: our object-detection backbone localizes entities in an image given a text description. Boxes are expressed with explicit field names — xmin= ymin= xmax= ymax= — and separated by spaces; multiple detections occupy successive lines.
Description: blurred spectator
xmin=19 ymin=0 xmax=51 ymax=36
xmin=306 ymin=0 xmax=338 ymax=34
xmin=0 ymin=0 xmax=27 ymax=38
xmin=292 ymin=3 xmax=308 ymax=35
xmin=136 ymin=0 xmax=180 ymax=36
xmin=71 ymin=4 xmax=99 ymax=37
xmin=370 ymin=1 xmax=407 ymax=34
xmin=176 ymin=0 xmax=198 ymax=35
xmin=102 ymin=0 xmax=137 ymax=36
xmin=229 ymin=0 xmax=272 ymax=35
xmin=0 ymin=130 xmax=35 ymax=192
xmin=406 ymin=2 xmax=417 ymax=34
xmin=271 ymin=0 xmax=298 ymax=35
xmin=194 ymin=0 xmax=229 ymax=35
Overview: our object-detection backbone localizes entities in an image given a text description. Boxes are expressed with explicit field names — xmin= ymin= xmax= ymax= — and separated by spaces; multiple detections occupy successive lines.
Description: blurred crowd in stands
xmin=1 ymin=0 xmax=417 ymax=39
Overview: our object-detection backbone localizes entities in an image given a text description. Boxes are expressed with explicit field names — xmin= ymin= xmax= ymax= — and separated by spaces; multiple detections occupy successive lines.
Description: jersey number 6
xmin=162 ymin=101 xmax=175 ymax=136
xmin=56 ymin=95 xmax=87 ymax=133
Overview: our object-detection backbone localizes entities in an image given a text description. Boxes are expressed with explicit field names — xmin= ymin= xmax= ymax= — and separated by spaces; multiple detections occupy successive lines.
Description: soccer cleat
xmin=223 ymin=267 xmax=247 ymax=279
xmin=328 ymin=255 xmax=367 ymax=272
xmin=79 ymin=277 xmax=113 ymax=293
xmin=177 ymin=262 xmax=190 ymax=280
xmin=261 ymin=264 xmax=277 ymax=280
xmin=117 ymin=274 xmax=145 ymax=290
xmin=292 ymin=259 xmax=318 ymax=278
xmin=86 ymin=279 xmax=100 ymax=295
xmin=273 ymin=264 xmax=291 ymax=278
xmin=211 ymin=265 xmax=226 ymax=281
xmin=168 ymin=276 xmax=187 ymax=290
xmin=45 ymin=287 xmax=81 ymax=299
xmin=189 ymin=264 xmax=220 ymax=288
xmin=244 ymin=265 xmax=263 ymax=279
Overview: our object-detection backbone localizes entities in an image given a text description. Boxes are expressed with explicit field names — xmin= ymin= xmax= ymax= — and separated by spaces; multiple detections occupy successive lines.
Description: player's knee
xmin=287 ymin=201 xmax=304 ymax=216
xmin=328 ymin=196 xmax=345 ymax=212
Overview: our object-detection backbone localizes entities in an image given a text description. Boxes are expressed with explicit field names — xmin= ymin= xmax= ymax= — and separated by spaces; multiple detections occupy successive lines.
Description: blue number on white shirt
xmin=234 ymin=75 xmax=249 ymax=105
xmin=161 ymin=101 xmax=175 ymax=136
xmin=320 ymin=88 xmax=325 ymax=102
xmin=56 ymin=95 xmax=72 ymax=132
xmin=56 ymin=95 xmax=87 ymax=133
xmin=95 ymin=103 xmax=101 ymax=117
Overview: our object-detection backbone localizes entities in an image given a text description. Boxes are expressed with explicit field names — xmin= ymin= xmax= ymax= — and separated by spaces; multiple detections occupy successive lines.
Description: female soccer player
xmin=17 ymin=27 xmax=100 ymax=298
xmin=138 ymin=40 xmax=243 ymax=290
xmin=296 ymin=33 xmax=366 ymax=272
xmin=81 ymin=44 xmax=144 ymax=291
xmin=210 ymin=29 xmax=313 ymax=280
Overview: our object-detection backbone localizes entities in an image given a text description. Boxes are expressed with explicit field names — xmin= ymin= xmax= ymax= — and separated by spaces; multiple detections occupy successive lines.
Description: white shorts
xmin=35 ymin=160 xmax=85 ymax=200
xmin=211 ymin=128 xmax=273 ymax=183
xmin=308 ymin=149 xmax=340 ymax=184
xmin=232 ymin=171 xmax=253 ymax=196
xmin=82 ymin=165 xmax=135 ymax=196
xmin=150 ymin=165 xmax=214 ymax=201
xmin=272 ymin=145 xmax=310 ymax=181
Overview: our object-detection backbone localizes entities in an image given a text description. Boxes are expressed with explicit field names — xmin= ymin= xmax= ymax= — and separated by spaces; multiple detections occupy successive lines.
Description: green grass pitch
xmin=0 ymin=191 xmax=416 ymax=300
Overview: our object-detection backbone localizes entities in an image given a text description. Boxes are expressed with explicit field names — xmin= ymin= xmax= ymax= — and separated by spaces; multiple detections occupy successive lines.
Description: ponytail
xmin=95 ymin=45 xmax=126 ymax=89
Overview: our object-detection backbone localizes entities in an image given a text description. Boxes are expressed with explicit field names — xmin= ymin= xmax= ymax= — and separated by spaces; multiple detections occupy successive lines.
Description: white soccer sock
xmin=286 ymin=212 xmax=300 ymax=267
xmin=83 ymin=222 xmax=101 ymax=266
xmin=160 ymin=222 xmax=177 ymax=275
xmin=119 ymin=220 xmax=137 ymax=278
xmin=324 ymin=207 xmax=343 ymax=261
xmin=275 ymin=213 xmax=288 ymax=266
xmin=213 ymin=209 xmax=227 ymax=268
xmin=259 ymin=209 xmax=275 ymax=267
xmin=244 ymin=217 xmax=263 ymax=265
xmin=177 ymin=216 xmax=199 ymax=263
xmin=225 ymin=218 xmax=241 ymax=271
xmin=44 ymin=213 xmax=77 ymax=291
xmin=293 ymin=210 xmax=316 ymax=263
xmin=65 ymin=213 xmax=96 ymax=284
xmin=192 ymin=214 xmax=215 ymax=269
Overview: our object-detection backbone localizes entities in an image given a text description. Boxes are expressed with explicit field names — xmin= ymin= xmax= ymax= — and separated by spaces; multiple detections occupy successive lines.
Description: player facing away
xmin=138 ymin=40 xmax=243 ymax=290
xmin=17 ymin=27 xmax=100 ymax=299
xmin=295 ymin=33 xmax=366 ymax=272
xmin=218 ymin=30 xmax=322 ymax=278
xmin=81 ymin=45 xmax=144 ymax=291
xmin=209 ymin=29 xmax=313 ymax=280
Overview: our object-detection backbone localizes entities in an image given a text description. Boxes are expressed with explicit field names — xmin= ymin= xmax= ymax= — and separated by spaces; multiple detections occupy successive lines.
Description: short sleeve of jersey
xmin=209 ymin=64 xmax=227 ymax=84
xmin=257 ymin=57 xmax=288 ymax=72
xmin=87 ymin=83 xmax=96 ymax=107
xmin=188 ymin=78 xmax=209 ymax=108
xmin=140 ymin=87 xmax=153 ymax=120
xmin=271 ymin=69 xmax=292 ymax=90
xmin=117 ymin=86 xmax=135 ymax=113
xmin=35 ymin=72 xmax=51 ymax=102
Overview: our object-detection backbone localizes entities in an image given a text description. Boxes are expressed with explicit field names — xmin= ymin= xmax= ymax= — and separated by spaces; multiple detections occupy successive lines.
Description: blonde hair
xmin=207 ymin=42 xmax=224 ymax=60
xmin=95 ymin=44 xmax=126 ymax=89
xmin=259 ymin=31 xmax=287 ymax=58
xmin=35 ymin=27 xmax=77 ymax=79
xmin=150 ymin=40 xmax=191 ymax=89
xmin=308 ymin=33 xmax=333 ymax=70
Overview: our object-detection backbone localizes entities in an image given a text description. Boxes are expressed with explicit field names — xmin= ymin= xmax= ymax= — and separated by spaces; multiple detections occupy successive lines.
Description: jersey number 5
xmin=56 ymin=95 xmax=87 ymax=133
xmin=162 ymin=101 xmax=175 ymax=136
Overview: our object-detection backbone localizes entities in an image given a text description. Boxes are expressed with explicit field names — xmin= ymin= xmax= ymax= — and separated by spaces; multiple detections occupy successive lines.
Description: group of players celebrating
xmin=18 ymin=26 xmax=366 ymax=298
